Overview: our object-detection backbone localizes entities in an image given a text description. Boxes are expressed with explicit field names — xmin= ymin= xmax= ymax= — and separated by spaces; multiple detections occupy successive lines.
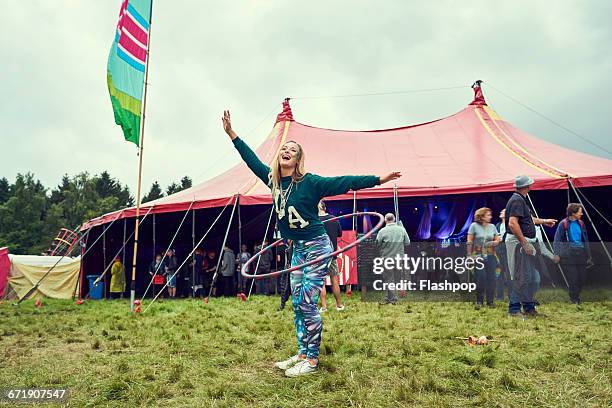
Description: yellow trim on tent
xmin=474 ymin=107 xmax=564 ymax=179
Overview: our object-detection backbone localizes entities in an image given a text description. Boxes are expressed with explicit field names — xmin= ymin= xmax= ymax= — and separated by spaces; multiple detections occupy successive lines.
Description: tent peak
xmin=275 ymin=98 xmax=294 ymax=123
xmin=469 ymin=80 xmax=487 ymax=106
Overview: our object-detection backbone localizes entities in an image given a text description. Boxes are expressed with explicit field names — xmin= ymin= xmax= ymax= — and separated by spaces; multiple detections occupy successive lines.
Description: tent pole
xmin=393 ymin=184 xmax=399 ymax=221
xmin=207 ymin=196 xmax=239 ymax=299
xmin=73 ymin=229 xmax=89 ymax=300
xmin=103 ymin=231 xmax=107 ymax=299
xmin=352 ymin=191 xmax=358 ymax=298
xmin=121 ymin=219 xmax=126 ymax=299
xmin=192 ymin=205 xmax=196 ymax=298
xmin=237 ymin=195 xmax=242 ymax=294
xmin=526 ymin=193 xmax=570 ymax=288
xmin=568 ymin=180 xmax=612 ymax=265
xmin=122 ymin=219 xmax=127 ymax=268
xmin=352 ymin=191 xmax=357 ymax=231
xmin=152 ymin=213 xmax=156 ymax=298
xmin=129 ymin=0 xmax=154 ymax=313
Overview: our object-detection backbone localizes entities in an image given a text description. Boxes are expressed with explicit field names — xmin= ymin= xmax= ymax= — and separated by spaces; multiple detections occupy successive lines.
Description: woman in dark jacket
xmin=553 ymin=203 xmax=592 ymax=304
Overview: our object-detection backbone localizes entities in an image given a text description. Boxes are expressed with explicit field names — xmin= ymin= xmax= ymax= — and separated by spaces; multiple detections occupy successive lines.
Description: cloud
xmin=1 ymin=0 xmax=610 ymax=194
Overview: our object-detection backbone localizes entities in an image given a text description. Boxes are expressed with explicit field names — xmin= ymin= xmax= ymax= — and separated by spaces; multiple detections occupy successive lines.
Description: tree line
xmin=0 ymin=172 xmax=192 ymax=255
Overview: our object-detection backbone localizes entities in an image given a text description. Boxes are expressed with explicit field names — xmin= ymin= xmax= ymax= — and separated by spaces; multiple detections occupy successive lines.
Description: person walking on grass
xmin=254 ymin=239 xmax=274 ymax=295
xmin=505 ymin=175 xmax=557 ymax=317
xmin=219 ymin=245 xmax=236 ymax=297
xmin=376 ymin=213 xmax=410 ymax=305
xmin=495 ymin=209 xmax=509 ymax=301
xmin=165 ymin=249 xmax=178 ymax=298
xmin=318 ymin=200 xmax=345 ymax=312
xmin=203 ymin=250 xmax=217 ymax=298
xmin=235 ymin=244 xmax=251 ymax=294
xmin=149 ymin=254 xmax=166 ymax=298
xmin=109 ymin=257 xmax=125 ymax=299
xmin=223 ymin=110 xmax=400 ymax=377
xmin=467 ymin=207 xmax=500 ymax=309
xmin=553 ymin=203 xmax=592 ymax=304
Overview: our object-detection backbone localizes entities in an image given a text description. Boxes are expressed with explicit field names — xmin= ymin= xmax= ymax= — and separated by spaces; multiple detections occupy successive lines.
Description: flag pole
xmin=130 ymin=0 xmax=154 ymax=313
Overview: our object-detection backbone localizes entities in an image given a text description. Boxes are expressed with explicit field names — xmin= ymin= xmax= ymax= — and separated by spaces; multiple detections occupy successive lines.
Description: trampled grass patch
xmin=0 ymin=289 xmax=610 ymax=407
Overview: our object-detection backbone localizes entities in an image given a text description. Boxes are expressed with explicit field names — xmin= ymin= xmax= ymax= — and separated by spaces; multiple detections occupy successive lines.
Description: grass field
xmin=1 ymin=289 xmax=611 ymax=407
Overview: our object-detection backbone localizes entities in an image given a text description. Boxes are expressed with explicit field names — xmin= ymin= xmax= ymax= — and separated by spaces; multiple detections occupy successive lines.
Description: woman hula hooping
xmin=222 ymin=110 xmax=401 ymax=377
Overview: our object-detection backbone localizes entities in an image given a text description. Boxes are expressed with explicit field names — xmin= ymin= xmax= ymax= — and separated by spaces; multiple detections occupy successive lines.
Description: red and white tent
xmin=82 ymin=85 xmax=612 ymax=231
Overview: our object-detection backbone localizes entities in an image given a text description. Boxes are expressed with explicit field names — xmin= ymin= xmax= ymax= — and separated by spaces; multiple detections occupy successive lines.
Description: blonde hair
xmin=474 ymin=207 xmax=492 ymax=224
xmin=269 ymin=141 xmax=306 ymax=194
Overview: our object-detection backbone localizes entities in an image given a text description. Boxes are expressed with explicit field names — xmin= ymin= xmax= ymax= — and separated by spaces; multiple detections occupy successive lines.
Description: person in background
xmin=467 ymin=207 xmax=500 ymax=309
xmin=554 ymin=203 xmax=592 ymax=304
xmin=318 ymin=200 xmax=344 ymax=312
xmin=165 ymin=249 xmax=178 ymax=298
xmin=505 ymin=175 xmax=557 ymax=317
xmin=149 ymin=254 xmax=166 ymax=298
xmin=203 ymin=250 xmax=218 ymax=298
xmin=219 ymin=245 xmax=236 ymax=297
xmin=254 ymin=239 xmax=273 ymax=295
xmin=376 ymin=213 xmax=410 ymax=305
xmin=495 ymin=209 xmax=509 ymax=301
xmin=235 ymin=244 xmax=251 ymax=294
xmin=109 ymin=257 xmax=126 ymax=299
xmin=191 ymin=248 xmax=205 ymax=298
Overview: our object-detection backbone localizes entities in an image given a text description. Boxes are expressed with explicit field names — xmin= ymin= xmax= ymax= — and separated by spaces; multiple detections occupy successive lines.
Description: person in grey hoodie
xmin=219 ymin=245 xmax=236 ymax=297
xmin=376 ymin=213 xmax=410 ymax=304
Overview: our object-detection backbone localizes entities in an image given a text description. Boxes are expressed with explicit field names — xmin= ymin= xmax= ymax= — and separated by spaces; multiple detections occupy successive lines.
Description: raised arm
xmin=222 ymin=110 xmax=270 ymax=185
xmin=313 ymin=172 xmax=401 ymax=198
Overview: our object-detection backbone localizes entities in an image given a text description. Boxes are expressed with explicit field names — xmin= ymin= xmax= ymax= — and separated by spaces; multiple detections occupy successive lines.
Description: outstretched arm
xmin=314 ymin=171 xmax=401 ymax=198
xmin=222 ymin=110 xmax=270 ymax=184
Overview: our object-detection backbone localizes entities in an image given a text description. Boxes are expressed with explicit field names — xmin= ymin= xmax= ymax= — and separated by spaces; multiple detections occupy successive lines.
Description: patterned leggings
xmin=290 ymin=234 xmax=333 ymax=360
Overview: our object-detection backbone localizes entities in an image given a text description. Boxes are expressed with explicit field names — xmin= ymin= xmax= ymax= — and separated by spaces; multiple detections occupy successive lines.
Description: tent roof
xmin=82 ymin=85 xmax=612 ymax=230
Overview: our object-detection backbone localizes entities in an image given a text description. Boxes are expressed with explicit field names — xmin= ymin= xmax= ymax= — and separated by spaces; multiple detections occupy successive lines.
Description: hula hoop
xmin=241 ymin=211 xmax=384 ymax=280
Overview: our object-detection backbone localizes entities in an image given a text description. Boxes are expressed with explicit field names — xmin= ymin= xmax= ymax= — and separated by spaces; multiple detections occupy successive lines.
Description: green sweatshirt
xmin=233 ymin=137 xmax=380 ymax=241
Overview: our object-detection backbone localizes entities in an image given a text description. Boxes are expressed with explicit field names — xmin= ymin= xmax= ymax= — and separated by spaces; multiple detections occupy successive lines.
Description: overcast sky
xmin=2 ymin=1 xmax=611 ymax=196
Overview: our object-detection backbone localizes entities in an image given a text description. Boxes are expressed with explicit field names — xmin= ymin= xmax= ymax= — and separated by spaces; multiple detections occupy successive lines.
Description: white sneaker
xmin=336 ymin=305 xmax=345 ymax=311
xmin=319 ymin=307 xmax=328 ymax=313
xmin=285 ymin=360 xmax=318 ymax=377
xmin=274 ymin=355 xmax=303 ymax=370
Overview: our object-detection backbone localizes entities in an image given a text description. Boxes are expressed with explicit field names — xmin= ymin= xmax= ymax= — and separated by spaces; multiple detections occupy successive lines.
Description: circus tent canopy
xmin=82 ymin=85 xmax=612 ymax=230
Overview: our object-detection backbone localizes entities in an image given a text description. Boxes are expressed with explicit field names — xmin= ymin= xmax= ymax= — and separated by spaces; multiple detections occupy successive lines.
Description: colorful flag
xmin=107 ymin=0 xmax=151 ymax=146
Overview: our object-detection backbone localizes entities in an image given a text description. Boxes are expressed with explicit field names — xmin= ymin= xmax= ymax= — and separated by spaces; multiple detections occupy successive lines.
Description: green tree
xmin=180 ymin=176 xmax=192 ymax=190
xmin=166 ymin=182 xmax=180 ymax=195
xmin=165 ymin=176 xmax=192 ymax=196
xmin=0 ymin=173 xmax=51 ymax=254
xmin=142 ymin=181 xmax=163 ymax=203
xmin=49 ymin=174 xmax=70 ymax=205
xmin=94 ymin=171 xmax=132 ymax=207
xmin=0 ymin=177 xmax=10 ymax=204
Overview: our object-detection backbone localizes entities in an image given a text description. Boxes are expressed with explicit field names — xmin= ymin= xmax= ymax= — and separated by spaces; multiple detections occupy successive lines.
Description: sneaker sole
xmin=274 ymin=359 xmax=304 ymax=370
xmin=285 ymin=368 xmax=317 ymax=377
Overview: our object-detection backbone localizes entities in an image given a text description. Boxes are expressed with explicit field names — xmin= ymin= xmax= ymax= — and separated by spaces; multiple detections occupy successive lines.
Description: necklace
xmin=276 ymin=180 xmax=294 ymax=219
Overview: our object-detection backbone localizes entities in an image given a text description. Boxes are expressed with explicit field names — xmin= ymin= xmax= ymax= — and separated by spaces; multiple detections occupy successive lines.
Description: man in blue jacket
xmin=553 ymin=203 xmax=592 ymax=304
